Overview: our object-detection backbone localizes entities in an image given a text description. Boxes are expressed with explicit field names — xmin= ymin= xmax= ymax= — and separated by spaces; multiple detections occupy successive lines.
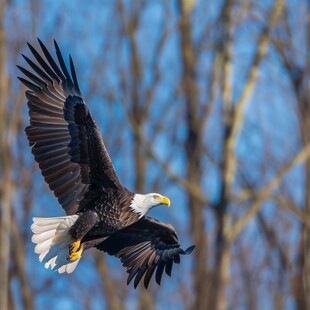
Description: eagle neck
xmin=130 ymin=194 xmax=148 ymax=218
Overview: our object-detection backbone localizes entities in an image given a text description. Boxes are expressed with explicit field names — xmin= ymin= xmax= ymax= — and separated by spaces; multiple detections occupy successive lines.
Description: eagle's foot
xmin=69 ymin=240 xmax=81 ymax=253
xmin=67 ymin=240 xmax=83 ymax=262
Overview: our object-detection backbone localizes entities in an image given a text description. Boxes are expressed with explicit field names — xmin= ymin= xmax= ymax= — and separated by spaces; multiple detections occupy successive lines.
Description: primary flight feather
xmin=18 ymin=39 xmax=195 ymax=289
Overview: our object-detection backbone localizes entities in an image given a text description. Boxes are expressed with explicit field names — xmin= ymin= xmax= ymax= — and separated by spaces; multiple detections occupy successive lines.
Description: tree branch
xmin=229 ymin=143 xmax=310 ymax=241
xmin=225 ymin=0 xmax=284 ymax=189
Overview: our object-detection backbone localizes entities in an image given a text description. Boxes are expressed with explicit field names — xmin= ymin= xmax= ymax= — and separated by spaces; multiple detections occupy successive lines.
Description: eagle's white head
xmin=130 ymin=193 xmax=171 ymax=218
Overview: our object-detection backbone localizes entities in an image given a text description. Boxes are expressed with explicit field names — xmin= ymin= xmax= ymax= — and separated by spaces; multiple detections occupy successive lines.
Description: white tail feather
xmin=31 ymin=215 xmax=80 ymax=274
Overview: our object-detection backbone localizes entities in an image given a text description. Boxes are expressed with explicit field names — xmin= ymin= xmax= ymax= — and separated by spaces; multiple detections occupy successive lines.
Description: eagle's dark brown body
xmin=76 ymin=188 xmax=138 ymax=241
xmin=18 ymin=39 xmax=195 ymax=288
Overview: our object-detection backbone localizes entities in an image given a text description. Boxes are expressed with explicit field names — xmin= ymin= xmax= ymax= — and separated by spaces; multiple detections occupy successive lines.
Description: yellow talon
xmin=67 ymin=240 xmax=83 ymax=262
xmin=69 ymin=240 xmax=81 ymax=253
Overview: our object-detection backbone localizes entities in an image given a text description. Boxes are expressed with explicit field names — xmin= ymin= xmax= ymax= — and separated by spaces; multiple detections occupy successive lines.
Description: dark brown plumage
xmin=18 ymin=39 xmax=195 ymax=288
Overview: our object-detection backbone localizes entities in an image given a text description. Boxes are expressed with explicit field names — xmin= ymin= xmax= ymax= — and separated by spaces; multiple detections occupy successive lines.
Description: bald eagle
xmin=18 ymin=39 xmax=194 ymax=289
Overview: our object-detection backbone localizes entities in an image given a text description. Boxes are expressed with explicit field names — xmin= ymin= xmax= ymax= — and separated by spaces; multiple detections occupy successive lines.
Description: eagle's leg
xmin=67 ymin=211 xmax=98 ymax=262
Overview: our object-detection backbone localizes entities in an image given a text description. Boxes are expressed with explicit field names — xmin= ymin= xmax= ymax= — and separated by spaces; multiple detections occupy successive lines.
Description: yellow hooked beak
xmin=158 ymin=195 xmax=171 ymax=207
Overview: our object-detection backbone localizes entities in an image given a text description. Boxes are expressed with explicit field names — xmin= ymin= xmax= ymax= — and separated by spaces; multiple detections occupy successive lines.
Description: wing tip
xmin=27 ymin=41 xmax=35 ymax=52
xmin=54 ymin=39 xmax=60 ymax=51
xmin=184 ymin=245 xmax=195 ymax=254
xmin=37 ymin=37 xmax=47 ymax=51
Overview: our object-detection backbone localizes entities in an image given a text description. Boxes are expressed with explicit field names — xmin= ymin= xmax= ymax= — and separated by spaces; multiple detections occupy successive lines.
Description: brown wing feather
xmin=18 ymin=39 xmax=122 ymax=215
xmin=96 ymin=216 xmax=195 ymax=289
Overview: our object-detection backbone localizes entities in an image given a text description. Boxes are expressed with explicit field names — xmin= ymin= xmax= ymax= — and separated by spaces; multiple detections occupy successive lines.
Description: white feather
xmin=130 ymin=194 xmax=149 ymax=218
xmin=44 ymin=256 xmax=57 ymax=269
xmin=33 ymin=217 xmax=67 ymax=225
xmin=34 ymin=238 xmax=54 ymax=254
xmin=32 ymin=229 xmax=56 ymax=243
xmin=58 ymin=257 xmax=80 ymax=274
xmin=31 ymin=222 xmax=59 ymax=234
xmin=31 ymin=215 xmax=80 ymax=274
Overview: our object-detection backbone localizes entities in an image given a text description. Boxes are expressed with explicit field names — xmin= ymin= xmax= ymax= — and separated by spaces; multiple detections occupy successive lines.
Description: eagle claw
xmin=67 ymin=240 xmax=83 ymax=262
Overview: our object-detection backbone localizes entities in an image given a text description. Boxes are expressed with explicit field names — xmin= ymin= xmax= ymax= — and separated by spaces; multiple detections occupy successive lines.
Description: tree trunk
xmin=178 ymin=1 xmax=209 ymax=309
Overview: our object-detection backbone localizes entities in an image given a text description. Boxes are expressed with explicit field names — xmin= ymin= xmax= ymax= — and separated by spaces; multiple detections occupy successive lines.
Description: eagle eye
xmin=153 ymin=194 xmax=159 ymax=199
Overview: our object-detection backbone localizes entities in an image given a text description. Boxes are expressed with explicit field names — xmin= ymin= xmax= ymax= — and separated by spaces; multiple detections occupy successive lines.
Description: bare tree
xmin=273 ymin=1 xmax=310 ymax=308
xmin=2 ymin=1 xmax=310 ymax=309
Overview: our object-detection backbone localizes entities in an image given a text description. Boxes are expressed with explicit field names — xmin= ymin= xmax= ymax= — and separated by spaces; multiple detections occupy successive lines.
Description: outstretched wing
xmin=96 ymin=216 xmax=195 ymax=289
xmin=18 ymin=39 xmax=122 ymax=215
